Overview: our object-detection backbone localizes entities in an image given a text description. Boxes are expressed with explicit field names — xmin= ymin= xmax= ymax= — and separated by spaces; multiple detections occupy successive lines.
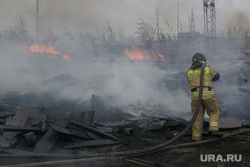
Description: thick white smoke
xmin=0 ymin=0 xmax=249 ymax=121
xmin=0 ymin=38 xmax=191 ymax=120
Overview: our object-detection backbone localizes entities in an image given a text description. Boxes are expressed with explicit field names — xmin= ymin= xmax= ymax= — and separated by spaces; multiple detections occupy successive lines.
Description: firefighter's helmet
xmin=192 ymin=52 xmax=206 ymax=63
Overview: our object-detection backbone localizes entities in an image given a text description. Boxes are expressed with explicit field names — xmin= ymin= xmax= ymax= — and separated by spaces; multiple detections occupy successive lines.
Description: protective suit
xmin=186 ymin=52 xmax=222 ymax=141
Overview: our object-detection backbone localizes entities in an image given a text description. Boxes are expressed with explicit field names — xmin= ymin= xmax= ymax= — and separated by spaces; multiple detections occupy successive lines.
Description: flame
xmin=22 ymin=43 xmax=72 ymax=61
xmin=90 ymin=57 xmax=100 ymax=61
xmin=86 ymin=57 xmax=100 ymax=61
xmin=124 ymin=45 xmax=151 ymax=60
xmin=153 ymin=53 xmax=165 ymax=62
xmin=62 ymin=54 xmax=72 ymax=61
xmin=124 ymin=45 xmax=167 ymax=63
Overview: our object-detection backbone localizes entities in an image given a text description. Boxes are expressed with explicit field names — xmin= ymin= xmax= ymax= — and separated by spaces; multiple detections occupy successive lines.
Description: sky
xmin=0 ymin=0 xmax=250 ymax=38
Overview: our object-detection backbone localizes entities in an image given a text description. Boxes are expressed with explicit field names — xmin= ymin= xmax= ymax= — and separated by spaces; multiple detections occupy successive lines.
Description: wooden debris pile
xmin=0 ymin=104 xmax=249 ymax=153
xmin=0 ymin=106 xmax=120 ymax=154
xmin=0 ymin=103 xmax=249 ymax=166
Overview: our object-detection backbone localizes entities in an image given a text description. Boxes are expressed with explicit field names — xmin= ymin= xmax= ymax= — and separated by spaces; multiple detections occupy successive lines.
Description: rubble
xmin=23 ymin=132 xmax=37 ymax=146
xmin=69 ymin=110 xmax=95 ymax=126
xmin=49 ymin=123 xmax=91 ymax=140
xmin=0 ymin=106 xmax=122 ymax=153
xmin=32 ymin=119 xmax=68 ymax=153
xmin=0 ymin=104 xmax=249 ymax=166
xmin=0 ymin=132 xmax=17 ymax=148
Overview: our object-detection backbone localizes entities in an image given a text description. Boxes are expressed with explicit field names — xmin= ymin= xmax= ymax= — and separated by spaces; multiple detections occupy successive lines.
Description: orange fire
xmin=153 ymin=53 xmax=165 ymax=62
xmin=124 ymin=45 xmax=150 ymax=60
xmin=124 ymin=45 xmax=166 ymax=62
xmin=22 ymin=43 xmax=72 ymax=61
xmin=86 ymin=57 xmax=100 ymax=61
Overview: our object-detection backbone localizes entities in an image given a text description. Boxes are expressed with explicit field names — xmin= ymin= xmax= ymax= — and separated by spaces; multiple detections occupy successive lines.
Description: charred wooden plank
xmin=132 ymin=158 xmax=159 ymax=166
xmin=168 ymin=147 xmax=196 ymax=153
xmin=5 ymin=112 xmax=28 ymax=127
xmin=62 ymin=139 xmax=119 ymax=149
xmin=94 ymin=120 xmax=130 ymax=127
xmin=66 ymin=124 xmax=101 ymax=139
xmin=0 ymin=148 xmax=34 ymax=154
xmin=32 ymin=128 xmax=59 ymax=153
xmin=0 ymin=111 xmax=16 ymax=118
xmin=5 ymin=109 xmax=46 ymax=131
xmin=27 ymin=113 xmax=46 ymax=131
xmin=0 ymin=132 xmax=17 ymax=148
xmin=49 ymin=123 xmax=91 ymax=139
xmin=0 ymin=118 xmax=5 ymax=124
xmin=86 ymin=131 xmax=102 ymax=139
xmin=69 ymin=120 xmax=119 ymax=141
xmin=32 ymin=120 xmax=68 ymax=153
xmin=125 ymin=158 xmax=158 ymax=167
xmin=96 ymin=126 xmax=113 ymax=133
xmin=69 ymin=110 xmax=95 ymax=126
xmin=0 ymin=125 xmax=42 ymax=131
xmin=23 ymin=132 xmax=37 ymax=146
xmin=0 ymin=156 xmax=124 ymax=167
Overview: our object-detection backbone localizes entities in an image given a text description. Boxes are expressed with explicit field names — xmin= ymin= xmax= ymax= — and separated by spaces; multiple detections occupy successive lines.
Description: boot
xmin=209 ymin=131 xmax=223 ymax=137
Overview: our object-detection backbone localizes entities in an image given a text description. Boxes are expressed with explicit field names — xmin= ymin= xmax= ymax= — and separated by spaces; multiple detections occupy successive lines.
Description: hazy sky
xmin=1 ymin=0 xmax=250 ymax=37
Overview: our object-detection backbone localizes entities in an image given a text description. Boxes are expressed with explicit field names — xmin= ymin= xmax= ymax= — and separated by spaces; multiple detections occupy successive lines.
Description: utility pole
xmin=156 ymin=7 xmax=160 ymax=40
xmin=189 ymin=8 xmax=196 ymax=32
xmin=36 ymin=0 xmax=39 ymax=39
xmin=203 ymin=0 xmax=216 ymax=54
xmin=177 ymin=3 xmax=182 ymax=34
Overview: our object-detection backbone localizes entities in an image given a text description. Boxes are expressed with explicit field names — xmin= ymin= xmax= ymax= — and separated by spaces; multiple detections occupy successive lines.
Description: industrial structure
xmin=176 ymin=0 xmax=217 ymax=56
xmin=177 ymin=7 xmax=201 ymax=55
xmin=203 ymin=0 xmax=216 ymax=53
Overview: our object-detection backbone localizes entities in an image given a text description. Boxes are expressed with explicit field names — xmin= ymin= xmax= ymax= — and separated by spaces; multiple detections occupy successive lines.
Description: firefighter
xmin=186 ymin=52 xmax=223 ymax=141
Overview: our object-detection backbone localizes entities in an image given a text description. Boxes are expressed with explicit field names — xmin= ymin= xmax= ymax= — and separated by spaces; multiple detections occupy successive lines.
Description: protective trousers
xmin=191 ymin=96 xmax=220 ymax=141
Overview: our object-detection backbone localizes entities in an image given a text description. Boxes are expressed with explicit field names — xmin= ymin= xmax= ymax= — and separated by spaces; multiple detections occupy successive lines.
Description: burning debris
xmin=0 ymin=102 xmax=249 ymax=166
xmin=0 ymin=104 xmax=179 ymax=165
xmin=0 ymin=1 xmax=249 ymax=166
xmin=124 ymin=45 xmax=169 ymax=63
xmin=22 ymin=43 xmax=72 ymax=61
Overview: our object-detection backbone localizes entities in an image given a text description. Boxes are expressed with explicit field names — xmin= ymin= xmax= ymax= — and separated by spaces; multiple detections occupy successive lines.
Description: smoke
xmin=0 ymin=0 xmax=249 ymax=121
xmin=206 ymin=46 xmax=250 ymax=121
xmin=0 ymin=31 xmax=192 ymax=121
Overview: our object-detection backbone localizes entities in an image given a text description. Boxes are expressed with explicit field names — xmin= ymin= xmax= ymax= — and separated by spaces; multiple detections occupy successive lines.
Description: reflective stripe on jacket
xmin=186 ymin=65 xmax=217 ymax=100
